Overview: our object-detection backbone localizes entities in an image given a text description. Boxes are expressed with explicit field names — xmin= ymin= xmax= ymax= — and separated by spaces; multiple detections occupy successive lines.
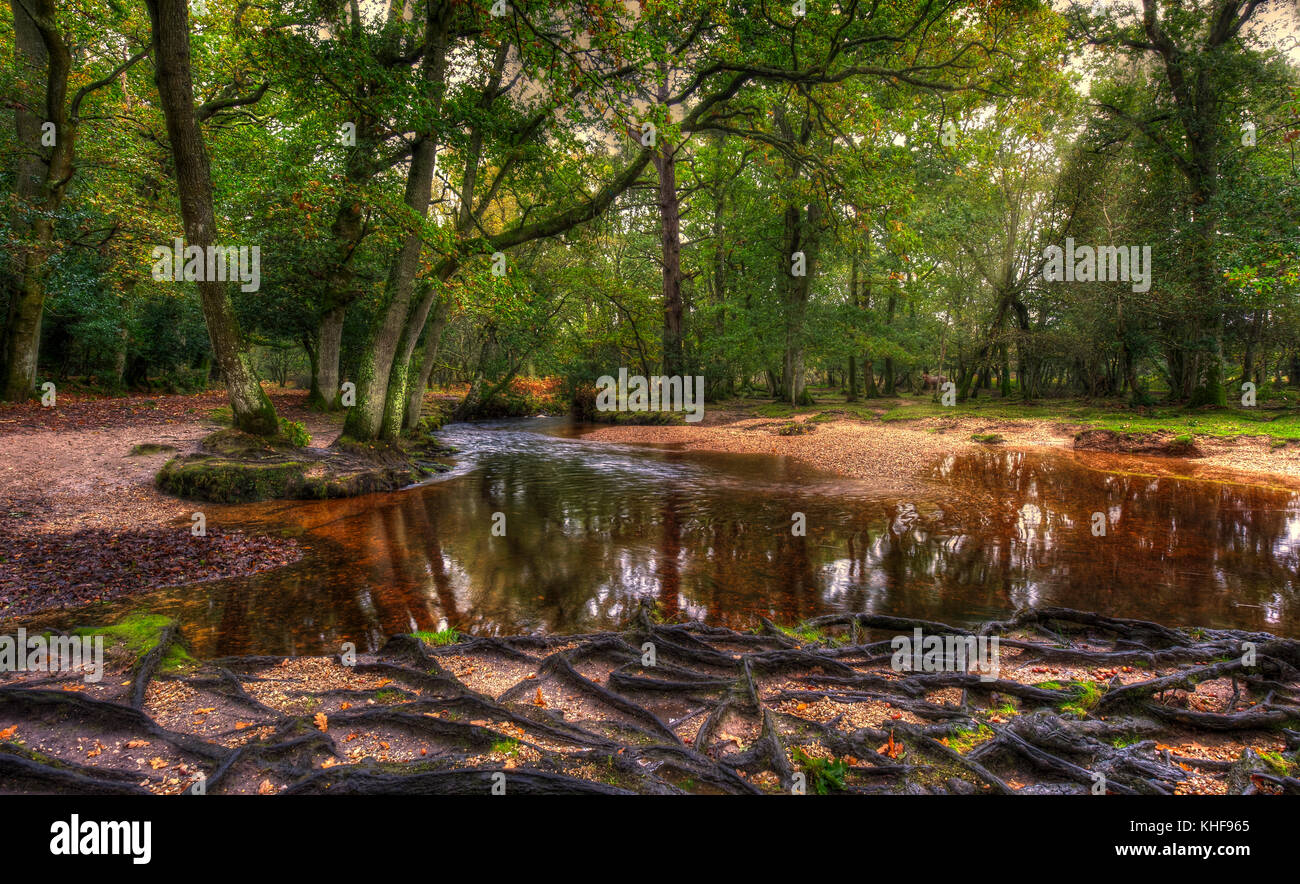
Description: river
xmin=111 ymin=417 xmax=1300 ymax=656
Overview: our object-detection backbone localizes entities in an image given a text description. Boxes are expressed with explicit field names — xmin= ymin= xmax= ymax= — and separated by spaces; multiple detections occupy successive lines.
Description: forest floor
xmin=1 ymin=605 xmax=1296 ymax=795
xmin=582 ymin=391 xmax=1300 ymax=492
xmin=0 ymin=388 xmax=342 ymax=618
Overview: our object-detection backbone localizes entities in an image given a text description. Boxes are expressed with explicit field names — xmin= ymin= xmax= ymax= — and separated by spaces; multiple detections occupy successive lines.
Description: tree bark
xmin=145 ymin=0 xmax=277 ymax=434
xmin=655 ymin=138 xmax=685 ymax=379
xmin=2 ymin=0 xmax=69 ymax=401
xmin=342 ymin=0 xmax=450 ymax=443
xmin=310 ymin=304 xmax=346 ymax=410
xmin=403 ymin=294 xmax=449 ymax=432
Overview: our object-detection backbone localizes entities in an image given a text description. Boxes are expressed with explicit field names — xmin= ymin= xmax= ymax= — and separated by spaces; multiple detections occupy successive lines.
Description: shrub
xmin=278 ymin=419 xmax=311 ymax=448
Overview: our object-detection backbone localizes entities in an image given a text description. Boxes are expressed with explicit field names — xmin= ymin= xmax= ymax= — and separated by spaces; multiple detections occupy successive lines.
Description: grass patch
xmin=1058 ymin=680 xmax=1104 ymax=716
xmin=870 ymin=394 xmax=1300 ymax=442
xmin=414 ymin=628 xmax=460 ymax=646
xmin=775 ymin=624 xmax=845 ymax=646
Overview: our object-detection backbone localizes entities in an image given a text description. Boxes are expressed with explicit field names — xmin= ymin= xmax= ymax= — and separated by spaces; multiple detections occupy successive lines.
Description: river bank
xmin=580 ymin=397 xmax=1300 ymax=492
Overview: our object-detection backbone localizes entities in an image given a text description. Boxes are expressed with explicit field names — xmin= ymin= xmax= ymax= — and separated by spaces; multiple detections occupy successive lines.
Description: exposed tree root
xmin=1 ymin=605 xmax=1298 ymax=795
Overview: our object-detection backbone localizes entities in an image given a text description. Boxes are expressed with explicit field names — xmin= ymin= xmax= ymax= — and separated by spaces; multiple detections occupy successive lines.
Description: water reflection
xmin=104 ymin=422 xmax=1300 ymax=656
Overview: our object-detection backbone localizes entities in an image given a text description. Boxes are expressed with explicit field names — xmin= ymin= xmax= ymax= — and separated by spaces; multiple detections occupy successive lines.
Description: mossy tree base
xmin=154 ymin=428 xmax=453 ymax=503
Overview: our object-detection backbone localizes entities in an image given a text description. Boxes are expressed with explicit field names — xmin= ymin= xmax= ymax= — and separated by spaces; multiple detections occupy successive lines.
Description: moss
xmin=490 ymin=738 xmax=520 ymax=756
xmin=128 ymin=443 xmax=178 ymax=456
xmin=73 ymin=614 xmax=193 ymax=673
xmin=970 ymin=433 xmax=1005 ymax=444
xmin=946 ymin=723 xmax=994 ymax=753
xmin=1258 ymin=751 xmax=1296 ymax=776
xmin=156 ymin=456 xmax=314 ymax=503
xmin=775 ymin=421 xmax=814 ymax=436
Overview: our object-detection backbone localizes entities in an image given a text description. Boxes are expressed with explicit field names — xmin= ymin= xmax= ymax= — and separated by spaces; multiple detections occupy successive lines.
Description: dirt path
xmin=581 ymin=401 xmax=1300 ymax=492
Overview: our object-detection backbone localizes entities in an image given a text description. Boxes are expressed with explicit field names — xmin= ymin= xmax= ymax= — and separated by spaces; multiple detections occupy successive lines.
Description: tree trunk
xmin=403 ymin=294 xmax=449 ymax=432
xmin=145 ymin=0 xmax=277 ymax=434
xmin=342 ymin=0 xmax=450 ymax=443
xmin=2 ymin=0 xmax=69 ymax=401
xmin=655 ymin=138 xmax=685 ymax=379
xmin=310 ymin=304 xmax=346 ymax=410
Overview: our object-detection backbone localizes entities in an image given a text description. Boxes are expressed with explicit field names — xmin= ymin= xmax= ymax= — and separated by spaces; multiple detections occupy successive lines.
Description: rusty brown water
xmin=115 ymin=418 xmax=1300 ymax=656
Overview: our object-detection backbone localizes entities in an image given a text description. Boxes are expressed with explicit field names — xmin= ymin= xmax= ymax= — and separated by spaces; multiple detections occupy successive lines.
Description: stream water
xmin=111 ymin=417 xmax=1300 ymax=657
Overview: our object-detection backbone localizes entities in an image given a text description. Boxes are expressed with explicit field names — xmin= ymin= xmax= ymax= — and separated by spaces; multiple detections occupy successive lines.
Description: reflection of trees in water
xmin=141 ymin=536 xmax=380 ymax=658
xmin=158 ymin=444 xmax=1300 ymax=655
xmin=918 ymin=451 xmax=1300 ymax=630
xmin=422 ymin=453 xmax=839 ymax=632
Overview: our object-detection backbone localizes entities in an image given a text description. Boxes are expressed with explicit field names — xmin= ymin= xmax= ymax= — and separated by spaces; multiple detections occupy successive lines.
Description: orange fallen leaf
xmin=534 ymin=687 xmax=546 ymax=707
xmin=258 ymin=779 xmax=275 ymax=794
xmin=234 ymin=721 xmax=253 ymax=730
xmin=314 ymin=712 xmax=328 ymax=731
xmin=0 ymin=725 xmax=17 ymax=740
xmin=877 ymin=731 xmax=904 ymax=759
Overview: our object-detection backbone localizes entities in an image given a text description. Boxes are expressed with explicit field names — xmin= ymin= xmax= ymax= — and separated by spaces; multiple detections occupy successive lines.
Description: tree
xmin=144 ymin=0 xmax=277 ymax=434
